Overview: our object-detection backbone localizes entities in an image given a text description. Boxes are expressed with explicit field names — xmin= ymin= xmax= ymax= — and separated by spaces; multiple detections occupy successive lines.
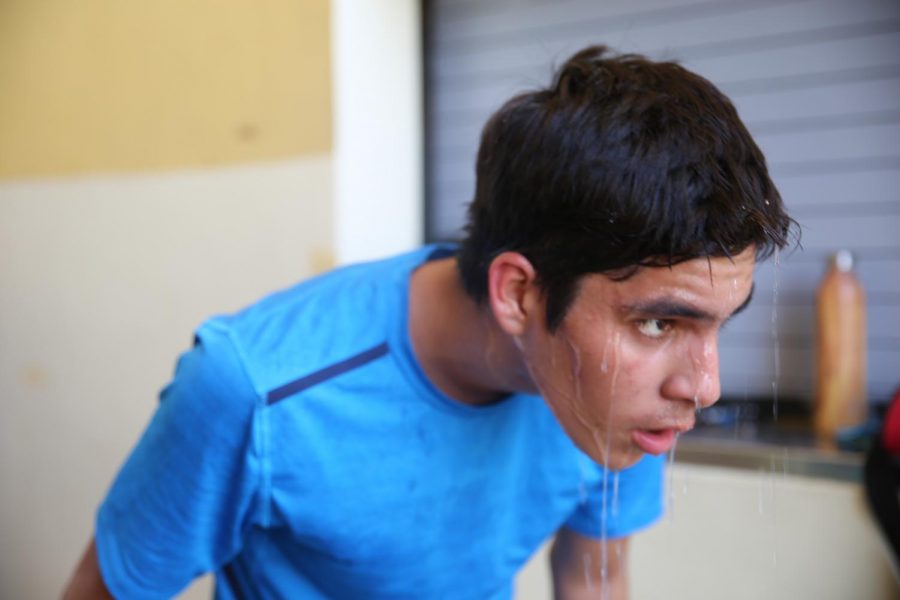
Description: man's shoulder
xmin=224 ymin=246 xmax=444 ymax=331
xmin=202 ymin=246 xmax=450 ymax=397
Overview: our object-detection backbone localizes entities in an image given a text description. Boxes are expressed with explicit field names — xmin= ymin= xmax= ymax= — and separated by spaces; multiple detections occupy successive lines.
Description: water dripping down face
xmin=516 ymin=248 xmax=757 ymax=470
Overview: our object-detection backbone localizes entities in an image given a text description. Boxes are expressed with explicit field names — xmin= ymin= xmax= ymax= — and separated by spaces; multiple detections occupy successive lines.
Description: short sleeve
xmin=564 ymin=454 xmax=665 ymax=539
xmin=95 ymin=320 xmax=265 ymax=600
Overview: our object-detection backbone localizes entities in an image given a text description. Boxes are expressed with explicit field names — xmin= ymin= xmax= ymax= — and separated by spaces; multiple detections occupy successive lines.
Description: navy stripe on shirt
xmin=220 ymin=561 xmax=252 ymax=600
xmin=266 ymin=342 xmax=390 ymax=405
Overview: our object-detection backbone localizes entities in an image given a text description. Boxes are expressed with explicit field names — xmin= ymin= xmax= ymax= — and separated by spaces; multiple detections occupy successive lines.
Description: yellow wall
xmin=0 ymin=0 xmax=331 ymax=179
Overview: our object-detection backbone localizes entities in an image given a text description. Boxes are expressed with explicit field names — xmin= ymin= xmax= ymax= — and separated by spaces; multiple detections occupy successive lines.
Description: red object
xmin=883 ymin=387 xmax=900 ymax=456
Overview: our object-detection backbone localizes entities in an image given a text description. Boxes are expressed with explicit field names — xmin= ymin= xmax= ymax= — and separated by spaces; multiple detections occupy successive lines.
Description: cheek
xmin=525 ymin=335 xmax=581 ymax=401
xmin=586 ymin=343 xmax=664 ymax=404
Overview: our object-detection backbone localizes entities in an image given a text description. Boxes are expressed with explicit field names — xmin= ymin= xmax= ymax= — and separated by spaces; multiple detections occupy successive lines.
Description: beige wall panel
xmin=516 ymin=464 xmax=899 ymax=600
xmin=0 ymin=156 xmax=332 ymax=598
xmin=633 ymin=464 xmax=898 ymax=600
xmin=0 ymin=0 xmax=331 ymax=179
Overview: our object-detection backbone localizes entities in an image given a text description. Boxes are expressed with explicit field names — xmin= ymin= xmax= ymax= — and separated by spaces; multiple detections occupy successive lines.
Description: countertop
xmin=674 ymin=399 xmax=871 ymax=482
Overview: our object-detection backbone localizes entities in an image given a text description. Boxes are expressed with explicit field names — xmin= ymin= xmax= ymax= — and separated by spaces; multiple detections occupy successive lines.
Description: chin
xmin=585 ymin=450 xmax=640 ymax=471
xmin=609 ymin=450 xmax=644 ymax=471
xmin=579 ymin=439 xmax=644 ymax=471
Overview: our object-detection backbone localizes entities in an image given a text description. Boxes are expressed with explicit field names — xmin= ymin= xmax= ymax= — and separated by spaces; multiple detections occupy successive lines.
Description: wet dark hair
xmin=457 ymin=45 xmax=796 ymax=331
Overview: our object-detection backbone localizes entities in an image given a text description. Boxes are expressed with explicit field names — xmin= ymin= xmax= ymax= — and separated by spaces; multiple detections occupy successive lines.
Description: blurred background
xmin=1 ymin=1 xmax=898 ymax=599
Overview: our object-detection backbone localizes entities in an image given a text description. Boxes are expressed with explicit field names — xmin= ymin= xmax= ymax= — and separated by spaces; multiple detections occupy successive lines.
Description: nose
xmin=693 ymin=339 xmax=721 ymax=409
xmin=661 ymin=336 xmax=721 ymax=409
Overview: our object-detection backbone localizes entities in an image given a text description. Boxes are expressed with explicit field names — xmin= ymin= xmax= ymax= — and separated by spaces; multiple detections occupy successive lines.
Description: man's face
xmin=517 ymin=248 xmax=756 ymax=470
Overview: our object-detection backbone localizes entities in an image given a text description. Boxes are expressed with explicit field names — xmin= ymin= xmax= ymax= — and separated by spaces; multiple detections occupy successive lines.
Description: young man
xmin=65 ymin=45 xmax=793 ymax=599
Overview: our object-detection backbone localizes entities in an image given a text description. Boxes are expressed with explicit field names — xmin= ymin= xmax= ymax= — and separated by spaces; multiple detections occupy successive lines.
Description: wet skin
xmin=515 ymin=248 xmax=756 ymax=471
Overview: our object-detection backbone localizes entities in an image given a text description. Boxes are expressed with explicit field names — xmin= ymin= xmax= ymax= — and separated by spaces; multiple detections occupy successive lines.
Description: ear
xmin=487 ymin=252 xmax=541 ymax=336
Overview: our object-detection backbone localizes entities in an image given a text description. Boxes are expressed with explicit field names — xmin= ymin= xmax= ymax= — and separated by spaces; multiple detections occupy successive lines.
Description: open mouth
xmin=631 ymin=428 xmax=677 ymax=455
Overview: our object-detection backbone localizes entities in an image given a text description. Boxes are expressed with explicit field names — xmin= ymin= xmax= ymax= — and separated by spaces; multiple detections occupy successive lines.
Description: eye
xmin=636 ymin=319 xmax=672 ymax=339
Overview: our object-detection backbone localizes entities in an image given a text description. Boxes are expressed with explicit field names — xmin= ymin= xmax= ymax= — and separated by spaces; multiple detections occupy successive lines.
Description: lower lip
xmin=631 ymin=428 xmax=677 ymax=455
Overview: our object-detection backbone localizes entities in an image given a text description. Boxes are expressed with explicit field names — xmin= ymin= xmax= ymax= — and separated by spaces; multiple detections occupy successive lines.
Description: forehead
xmin=574 ymin=249 xmax=757 ymax=316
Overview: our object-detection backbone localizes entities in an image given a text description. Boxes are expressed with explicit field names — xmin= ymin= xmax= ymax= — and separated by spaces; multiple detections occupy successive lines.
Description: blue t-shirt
xmin=95 ymin=245 xmax=663 ymax=600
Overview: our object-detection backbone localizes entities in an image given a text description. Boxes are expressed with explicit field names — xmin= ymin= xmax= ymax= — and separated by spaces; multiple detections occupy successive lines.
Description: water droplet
xmin=611 ymin=472 xmax=620 ymax=518
xmin=666 ymin=433 xmax=680 ymax=517
xmin=758 ymin=468 xmax=767 ymax=515
xmin=583 ymin=553 xmax=593 ymax=589
xmin=771 ymin=249 xmax=781 ymax=420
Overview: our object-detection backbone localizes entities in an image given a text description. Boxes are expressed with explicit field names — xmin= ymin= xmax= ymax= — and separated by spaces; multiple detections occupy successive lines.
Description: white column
xmin=331 ymin=0 xmax=424 ymax=265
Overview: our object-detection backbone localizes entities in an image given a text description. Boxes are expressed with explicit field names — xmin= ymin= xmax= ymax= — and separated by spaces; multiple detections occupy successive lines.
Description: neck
xmin=408 ymin=257 xmax=532 ymax=406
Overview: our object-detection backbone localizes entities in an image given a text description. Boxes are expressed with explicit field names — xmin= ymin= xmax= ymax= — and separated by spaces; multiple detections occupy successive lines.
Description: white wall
xmin=0 ymin=157 xmax=332 ymax=599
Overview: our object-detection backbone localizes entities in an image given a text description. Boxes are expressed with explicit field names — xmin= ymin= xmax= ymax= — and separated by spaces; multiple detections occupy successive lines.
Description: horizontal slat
xmin=428 ymin=169 xmax=900 ymax=237
xmin=432 ymin=0 xmax=724 ymax=33
xmin=719 ymin=344 xmax=899 ymax=398
xmin=719 ymin=332 xmax=900 ymax=351
xmin=428 ymin=145 xmax=900 ymax=207
xmin=718 ymin=372 xmax=898 ymax=403
xmin=789 ymin=199 xmax=900 ymax=218
xmin=431 ymin=2 xmax=900 ymax=87
xmin=721 ymin=342 xmax=897 ymax=372
xmin=720 ymin=63 xmax=900 ymax=99
xmin=753 ymin=256 xmax=900 ymax=294
xmin=429 ymin=154 xmax=900 ymax=192
xmin=429 ymin=96 xmax=900 ymax=170
xmin=429 ymin=106 xmax=900 ymax=164
xmin=430 ymin=40 xmax=900 ymax=126
xmin=788 ymin=214 xmax=900 ymax=249
xmin=432 ymin=152 xmax=900 ymax=190
xmin=428 ymin=64 xmax=900 ymax=143
xmin=734 ymin=79 xmax=900 ymax=123
xmin=771 ymin=155 xmax=900 ymax=179
xmin=431 ymin=0 xmax=808 ymax=47
xmin=742 ymin=288 xmax=900 ymax=307
xmin=775 ymin=170 xmax=900 ymax=206
xmin=755 ymin=122 xmax=900 ymax=164
xmin=718 ymin=379 xmax=899 ymax=403
xmin=428 ymin=76 xmax=534 ymax=123
xmin=685 ymin=32 xmax=900 ymax=84
xmin=430 ymin=66 xmax=900 ymax=130
xmin=724 ymin=303 xmax=900 ymax=336
xmin=760 ymin=108 xmax=900 ymax=133
xmin=432 ymin=0 xmax=900 ymax=83
xmin=428 ymin=208 xmax=900 ymax=278
xmin=432 ymin=5 xmax=900 ymax=81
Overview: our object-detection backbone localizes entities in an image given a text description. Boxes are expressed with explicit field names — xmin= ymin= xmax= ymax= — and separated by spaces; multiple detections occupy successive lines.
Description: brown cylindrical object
xmin=814 ymin=250 xmax=867 ymax=440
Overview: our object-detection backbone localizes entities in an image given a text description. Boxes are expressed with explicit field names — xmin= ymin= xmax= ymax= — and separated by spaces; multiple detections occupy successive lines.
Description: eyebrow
xmin=625 ymin=283 xmax=755 ymax=323
xmin=729 ymin=283 xmax=755 ymax=320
